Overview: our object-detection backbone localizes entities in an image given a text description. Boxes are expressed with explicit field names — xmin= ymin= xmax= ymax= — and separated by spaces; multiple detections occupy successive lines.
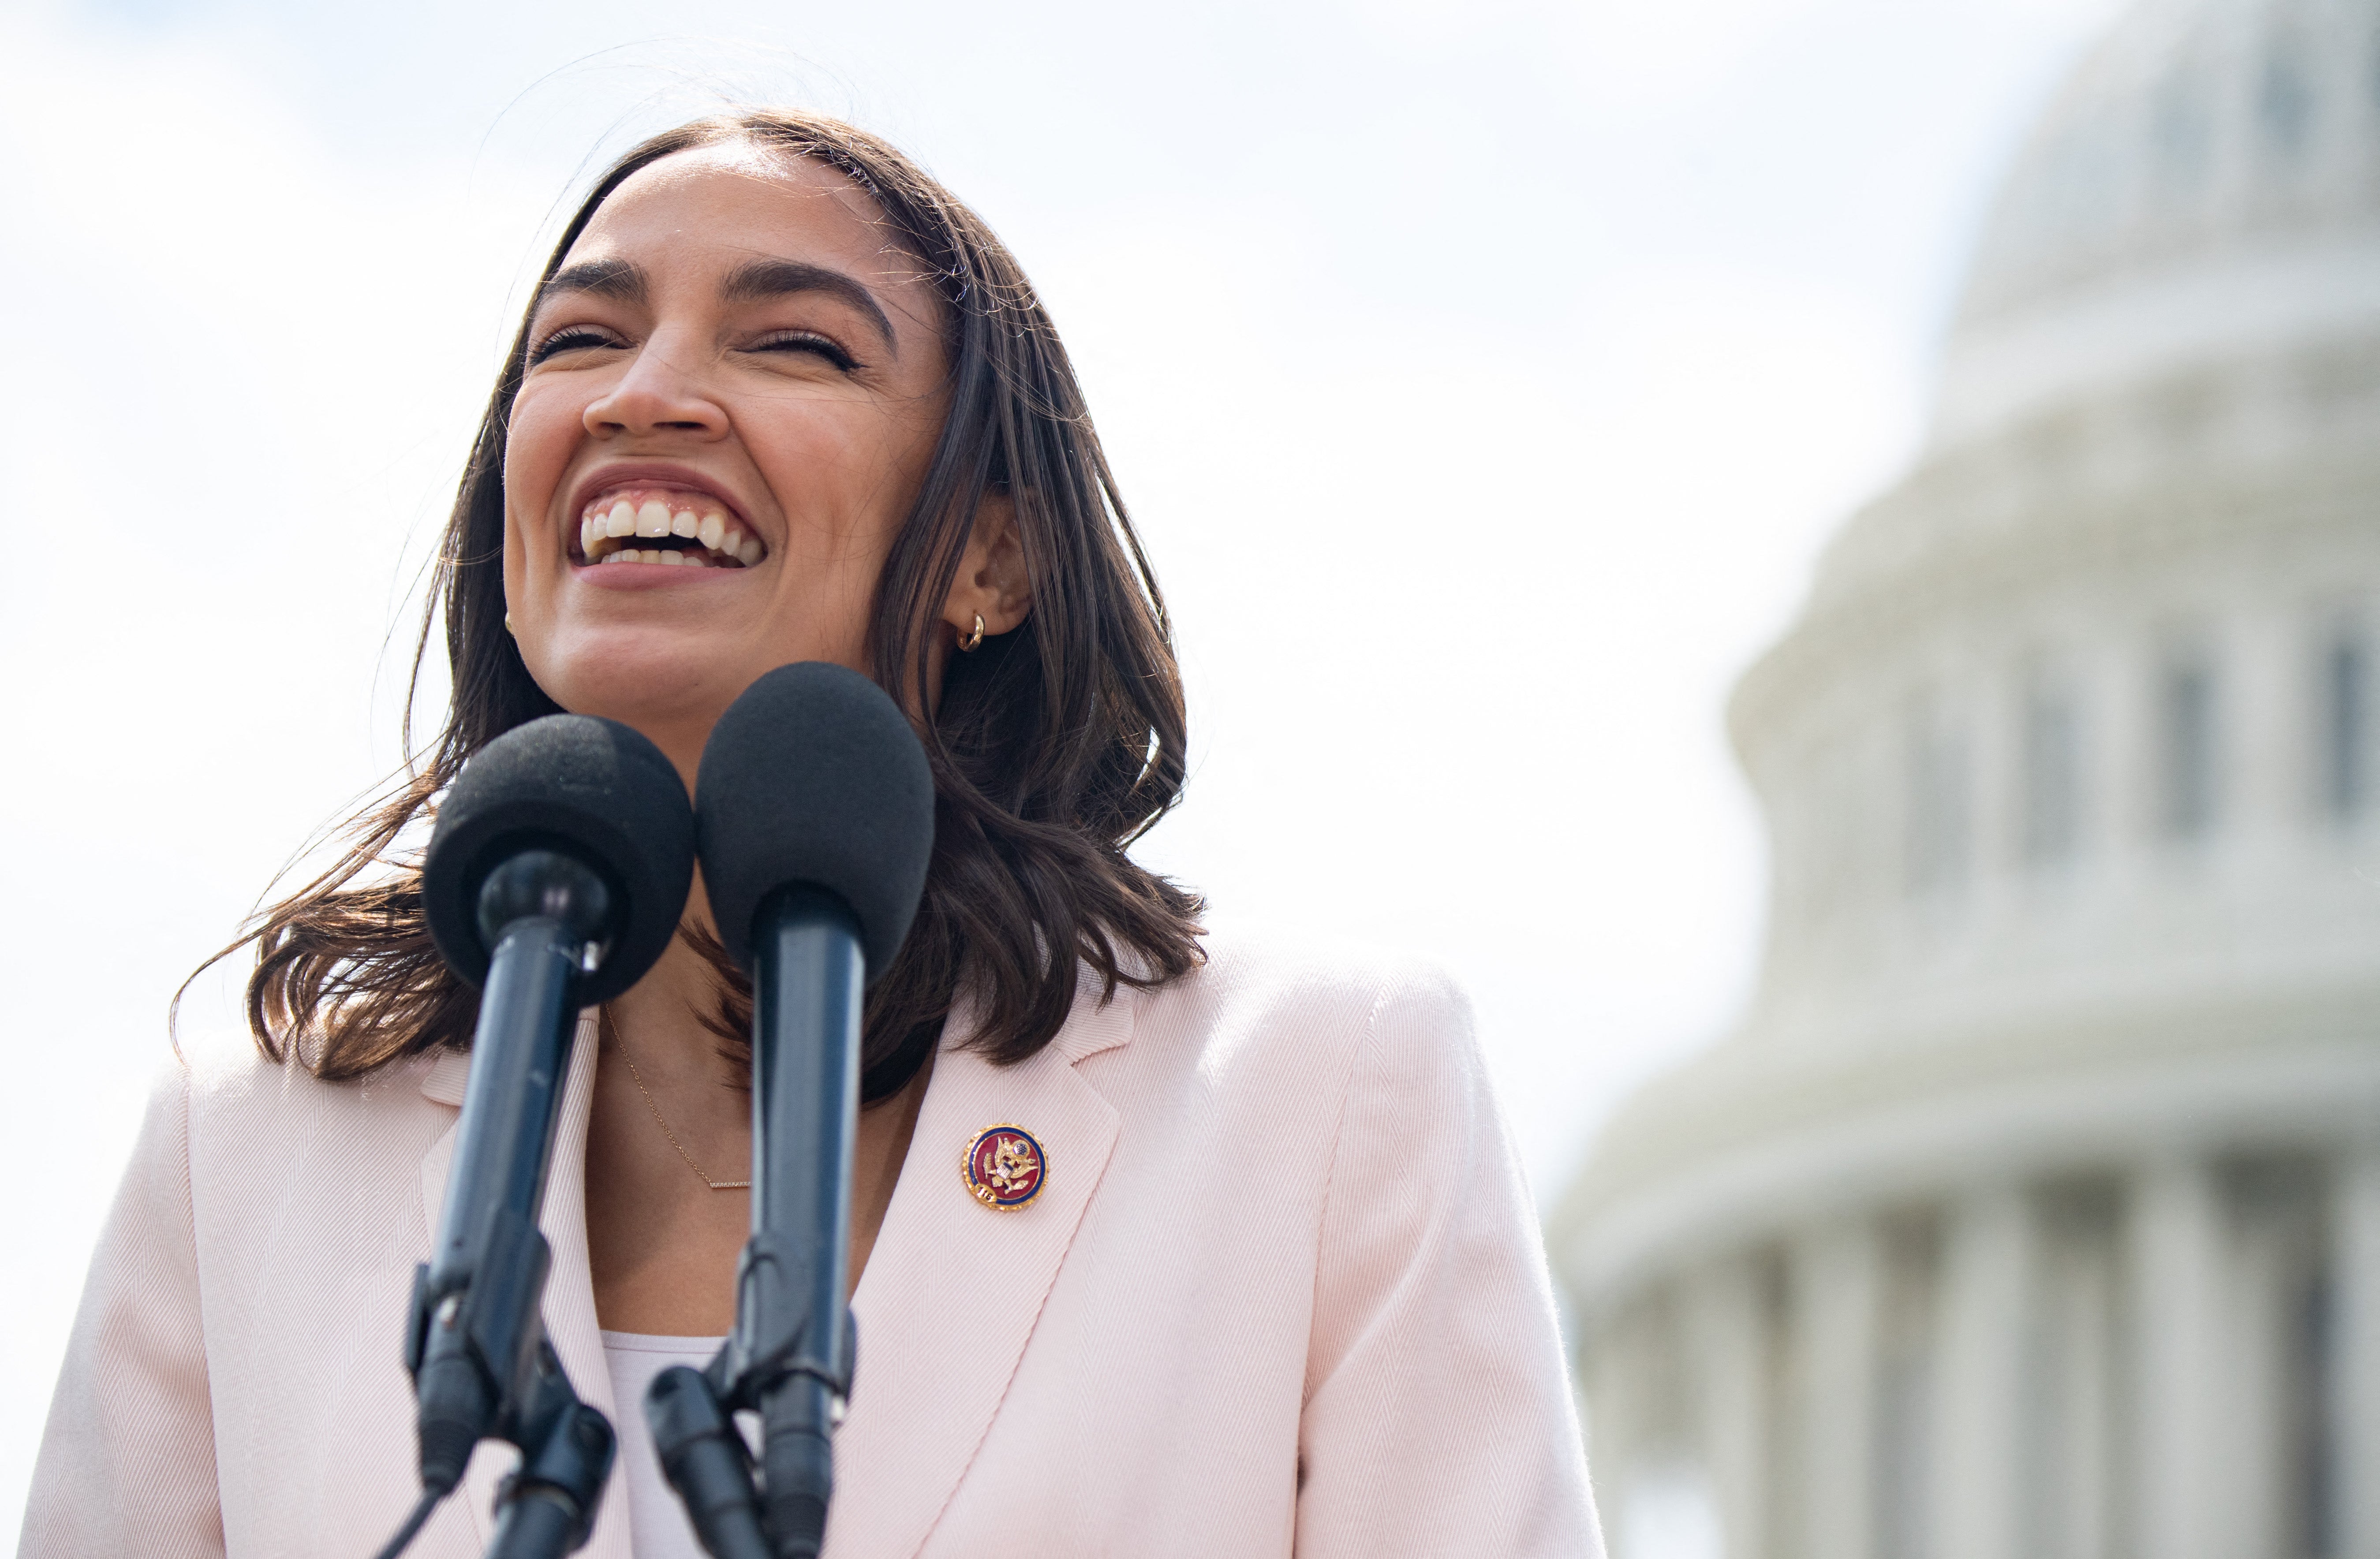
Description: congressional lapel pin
xmin=963 ymin=1124 xmax=1047 ymax=1210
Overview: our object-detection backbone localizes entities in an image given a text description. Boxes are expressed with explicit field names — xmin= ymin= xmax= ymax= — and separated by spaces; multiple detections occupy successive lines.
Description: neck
xmin=606 ymin=908 xmax=732 ymax=1074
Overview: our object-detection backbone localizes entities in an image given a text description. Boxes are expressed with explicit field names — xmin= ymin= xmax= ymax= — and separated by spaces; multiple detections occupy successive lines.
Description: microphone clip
xmin=643 ymin=1233 xmax=859 ymax=1559
xmin=709 ymin=1230 xmax=858 ymax=1413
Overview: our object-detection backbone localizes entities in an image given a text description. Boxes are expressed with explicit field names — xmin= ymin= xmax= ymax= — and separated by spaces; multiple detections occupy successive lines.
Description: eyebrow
xmin=719 ymin=257 xmax=899 ymax=354
xmin=532 ymin=254 xmax=901 ymax=357
xmin=536 ymin=257 xmax=646 ymax=311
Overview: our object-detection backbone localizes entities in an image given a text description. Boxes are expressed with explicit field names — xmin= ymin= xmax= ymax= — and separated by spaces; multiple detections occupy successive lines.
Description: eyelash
xmin=752 ymin=330 xmax=859 ymax=370
xmin=523 ymin=326 xmax=859 ymax=371
xmin=526 ymin=326 xmax=618 ymax=366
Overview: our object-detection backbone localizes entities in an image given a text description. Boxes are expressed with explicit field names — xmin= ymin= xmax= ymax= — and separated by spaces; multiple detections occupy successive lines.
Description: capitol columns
xmin=2338 ymin=1139 xmax=2380 ymax=1559
xmin=1685 ymin=1253 xmax=1770 ymax=1559
xmin=2131 ymin=1152 xmax=2226 ymax=1559
xmin=1933 ymin=1185 xmax=2033 ymax=1559
xmin=1795 ymin=1218 xmax=1880 ymax=1559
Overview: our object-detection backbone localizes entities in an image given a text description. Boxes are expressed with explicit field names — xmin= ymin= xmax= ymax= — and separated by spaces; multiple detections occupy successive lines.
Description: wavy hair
xmin=197 ymin=109 xmax=1203 ymax=1103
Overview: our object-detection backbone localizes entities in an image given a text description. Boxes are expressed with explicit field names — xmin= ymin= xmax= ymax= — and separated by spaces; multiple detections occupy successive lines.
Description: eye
xmin=749 ymin=330 xmax=859 ymax=371
xmin=527 ymin=326 xmax=623 ymax=366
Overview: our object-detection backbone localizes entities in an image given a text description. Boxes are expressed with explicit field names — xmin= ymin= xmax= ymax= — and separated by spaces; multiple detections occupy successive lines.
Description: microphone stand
xmin=648 ymin=885 xmax=863 ymax=1559
xmin=403 ymin=850 xmax=618 ymax=1558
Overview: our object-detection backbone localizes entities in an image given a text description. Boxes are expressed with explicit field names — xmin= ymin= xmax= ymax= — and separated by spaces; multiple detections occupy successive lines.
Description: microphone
xmin=396 ymin=714 xmax=695 ymax=1559
xmin=647 ymin=663 xmax=934 ymax=1559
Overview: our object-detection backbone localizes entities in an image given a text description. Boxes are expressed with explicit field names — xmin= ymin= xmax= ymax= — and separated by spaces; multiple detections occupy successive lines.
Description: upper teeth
xmin=574 ymin=489 xmax=764 ymax=568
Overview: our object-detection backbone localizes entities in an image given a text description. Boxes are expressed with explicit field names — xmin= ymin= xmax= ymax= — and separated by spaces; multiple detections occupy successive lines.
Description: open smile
xmin=571 ymin=485 xmax=767 ymax=570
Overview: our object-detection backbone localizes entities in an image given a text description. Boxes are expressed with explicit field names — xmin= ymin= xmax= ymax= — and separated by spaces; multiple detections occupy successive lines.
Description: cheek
xmin=496 ymin=387 xmax=589 ymax=643
xmin=504 ymin=383 xmax=580 ymax=501
xmin=740 ymin=410 xmax=929 ymax=667
xmin=500 ymin=384 xmax=585 ymax=588
xmin=755 ymin=401 xmax=941 ymax=552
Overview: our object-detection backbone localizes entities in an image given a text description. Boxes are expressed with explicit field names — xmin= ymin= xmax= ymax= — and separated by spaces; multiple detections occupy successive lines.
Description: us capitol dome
xmin=1549 ymin=0 xmax=2380 ymax=1555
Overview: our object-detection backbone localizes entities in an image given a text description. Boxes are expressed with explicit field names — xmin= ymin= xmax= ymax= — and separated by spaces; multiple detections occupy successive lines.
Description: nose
xmin=582 ymin=335 xmax=728 ymax=441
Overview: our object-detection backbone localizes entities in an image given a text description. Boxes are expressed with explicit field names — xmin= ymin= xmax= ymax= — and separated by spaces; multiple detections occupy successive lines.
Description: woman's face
xmin=502 ymin=143 xmax=955 ymax=770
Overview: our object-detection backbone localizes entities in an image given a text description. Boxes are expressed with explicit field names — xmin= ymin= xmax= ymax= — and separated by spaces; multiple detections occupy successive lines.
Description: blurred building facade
xmin=1549 ymin=1 xmax=2380 ymax=1556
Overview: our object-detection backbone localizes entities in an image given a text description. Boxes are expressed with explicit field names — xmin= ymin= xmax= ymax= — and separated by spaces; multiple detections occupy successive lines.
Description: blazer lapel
xmin=826 ymin=983 xmax=1135 ymax=1558
xmin=416 ymin=1012 xmax=628 ymax=1559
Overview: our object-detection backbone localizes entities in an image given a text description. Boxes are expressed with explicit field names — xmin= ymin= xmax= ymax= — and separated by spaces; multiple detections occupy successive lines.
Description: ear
xmin=941 ymin=492 xmax=1032 ymax=645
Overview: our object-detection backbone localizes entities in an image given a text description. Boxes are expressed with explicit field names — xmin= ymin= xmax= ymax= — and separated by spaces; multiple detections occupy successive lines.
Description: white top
xmin=601 ymin=1331 xmax=727 ymax=1559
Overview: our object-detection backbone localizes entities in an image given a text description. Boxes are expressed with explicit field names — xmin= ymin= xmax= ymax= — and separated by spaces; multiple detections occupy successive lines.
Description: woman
xmin=22 ymin=110 xmax=1599 ymax=1558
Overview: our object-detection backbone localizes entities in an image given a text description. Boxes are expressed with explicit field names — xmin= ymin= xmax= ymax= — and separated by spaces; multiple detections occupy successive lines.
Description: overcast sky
xmin=0 ymin=0 xmax=2123 ymax=1525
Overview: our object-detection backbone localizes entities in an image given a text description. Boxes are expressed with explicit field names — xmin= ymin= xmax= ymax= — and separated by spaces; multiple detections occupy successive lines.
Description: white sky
xmin=0 ymin=0 xmax=2123 ymax=1526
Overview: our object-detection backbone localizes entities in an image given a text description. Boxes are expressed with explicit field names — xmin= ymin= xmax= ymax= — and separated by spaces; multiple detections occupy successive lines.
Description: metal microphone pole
xmin=648 ymin=660 xmax=933 ymax=1559
xmin=746 ymin=884 xmax=863 ymax=1546
xmin=402 ymin=850 xmax=617 ymax=1559
xmin=378 ymin=711 xmax=695 ymax=1559
xmin=648 ymin=884 xmax=863 ymax=1559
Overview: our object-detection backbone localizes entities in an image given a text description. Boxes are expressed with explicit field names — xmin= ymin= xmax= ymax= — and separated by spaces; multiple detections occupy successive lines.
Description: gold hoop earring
xmin=504 ymin=613 xmax=516 ymax=635
xmin=958 ymin=612 xmax=985 ymax=653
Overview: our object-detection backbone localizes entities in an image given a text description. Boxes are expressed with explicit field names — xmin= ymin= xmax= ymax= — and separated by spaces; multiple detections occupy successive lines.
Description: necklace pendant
xmin=607 ymin=1007 xmax=751 ymax=1192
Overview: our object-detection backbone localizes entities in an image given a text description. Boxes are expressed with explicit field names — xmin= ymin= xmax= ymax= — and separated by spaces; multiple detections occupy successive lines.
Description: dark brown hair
xmin=200 ymin=109 xmax=1203 ymax=1102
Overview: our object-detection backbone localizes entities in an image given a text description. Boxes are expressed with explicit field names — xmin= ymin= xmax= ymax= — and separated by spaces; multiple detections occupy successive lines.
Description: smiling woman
xmin=244 ymin=119 xmax=1201 ymax=1111
xmin=19 ymin=110 xmax=1599 ymax=1559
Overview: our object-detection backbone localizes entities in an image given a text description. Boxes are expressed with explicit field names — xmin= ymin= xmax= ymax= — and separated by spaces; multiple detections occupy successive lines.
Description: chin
xmin=530 ymin=635 xmax=747 ymax=736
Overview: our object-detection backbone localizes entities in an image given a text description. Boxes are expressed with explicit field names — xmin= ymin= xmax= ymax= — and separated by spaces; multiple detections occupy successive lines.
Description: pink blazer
xmin=21 ymin=931 xmax=1600 ymax=1557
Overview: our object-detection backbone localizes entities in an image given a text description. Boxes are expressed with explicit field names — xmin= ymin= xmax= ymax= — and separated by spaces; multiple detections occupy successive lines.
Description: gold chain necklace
xmin=602 ymin=1008 xmax=750 ymax=1191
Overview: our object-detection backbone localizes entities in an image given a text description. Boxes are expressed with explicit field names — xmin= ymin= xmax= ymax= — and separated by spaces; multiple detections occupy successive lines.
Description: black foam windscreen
xmin=695 ymin=662 xmax=936 ymax=980
xmin=423 ymin=715 xmax=695 ymax=1006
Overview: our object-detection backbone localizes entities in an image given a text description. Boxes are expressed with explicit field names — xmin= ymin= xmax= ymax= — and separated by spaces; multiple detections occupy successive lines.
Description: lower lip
xmin=571 ymin=560 xmax=751 ymax=587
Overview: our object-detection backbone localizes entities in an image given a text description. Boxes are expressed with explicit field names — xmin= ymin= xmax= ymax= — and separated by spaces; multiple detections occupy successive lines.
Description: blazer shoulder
xmin=169 ymin=1028 xmax=457 ymax=1202
xmin=174 ymin=1027 xmax=446 ymax=1116
xmin=1119 ymin=924 xmax=1477 ymax=1101
xmin=1162 ymin=922 xmax=1471 ymax=1028
xmin=172 ymin=1026 xmax=278 ymax=1097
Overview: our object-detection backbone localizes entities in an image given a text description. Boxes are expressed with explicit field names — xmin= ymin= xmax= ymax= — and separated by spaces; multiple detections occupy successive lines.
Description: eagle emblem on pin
xmin=963 ymin=1125 xmax=1046 ymax=1210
